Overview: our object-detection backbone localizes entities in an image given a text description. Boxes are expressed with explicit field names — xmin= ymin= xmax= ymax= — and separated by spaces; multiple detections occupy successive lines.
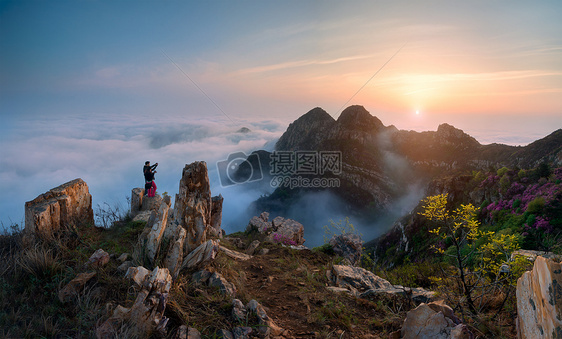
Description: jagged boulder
xmin=210 ymin=195 xmax=224 ymax=238
xmin=397 ymin=301 xmax=473 ymax=339
xmin=329 ymin=233 xmax=363 ymax=266
xmin=141 ymin=194 xmax=163 ymax=214
xmin=182 ymin=239 xmax=219 ymax=270
xmin=164 ymin=225 xmax=187 ymax=279
xmin=132 ymin=195 xmax=171 ymax=266
xmin=190 ymin=269 xmax=236 ymax=297
xmin=271 ymin=216 xmax=305 ymax=245
xmin=516 ymin=256 xmax=562 ymax=338
xmin=58 ymin=272 xmax=96 ymax=303
xmin=24 ymin=178 xmax=93 ymax=243
xmin=329 ymin=265 xmax=435 ymax=303
xmin=87 ymin=249 xmax=110 ymax=268
xmin=246 ymin=299 xmax=284 ymax=337
xmin=209 ymin=271 xmax=237 ymax=297
xmin=97 ymin=267 xmax=172 ymax=338
xmin=246 ymin=212 xmax=271 ymax=233
xmin=174 ymin=325 xmax=201 ymax=339
xmin=173 ymin=161 xmax=223 ymax=254
xmin=130 ymin=187 xmax=144 ymax=218
xmin=246 ymin=212 xmax=306 ymax=246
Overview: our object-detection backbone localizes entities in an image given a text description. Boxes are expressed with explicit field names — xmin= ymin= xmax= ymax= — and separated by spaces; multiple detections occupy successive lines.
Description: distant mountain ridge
xmin=253 ymin=105 xmax=561 ymax=224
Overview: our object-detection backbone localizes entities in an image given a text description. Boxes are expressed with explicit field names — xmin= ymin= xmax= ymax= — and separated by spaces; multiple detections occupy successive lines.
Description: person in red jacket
xmin=143 ymin=161 xmax=158 ymax=197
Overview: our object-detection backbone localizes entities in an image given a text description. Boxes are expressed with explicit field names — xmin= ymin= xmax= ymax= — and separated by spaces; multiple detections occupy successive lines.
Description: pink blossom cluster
xmin=486 ymin=171 xmax=561 ymax=217
xmin=272 ymin=233 xmax=298 ymax=246
xmin=524 ymin=216 xmax=553 ymax=234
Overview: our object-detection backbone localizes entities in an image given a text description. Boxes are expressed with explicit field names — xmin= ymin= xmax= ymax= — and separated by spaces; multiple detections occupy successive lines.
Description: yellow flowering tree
xmin=420 ymin=193 xmax=492 ymax=314
xmin=421 ymin=193 xmax=530 ymax=316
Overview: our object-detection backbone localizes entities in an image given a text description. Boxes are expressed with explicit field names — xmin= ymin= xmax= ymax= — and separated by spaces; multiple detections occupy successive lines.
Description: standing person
xmin=143 ymin=161 xmax=158 ymax=197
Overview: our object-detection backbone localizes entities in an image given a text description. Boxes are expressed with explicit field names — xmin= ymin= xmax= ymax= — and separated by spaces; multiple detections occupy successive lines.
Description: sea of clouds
xmin=0 ymin=113 xmax=283 ymax=234
xmin=1 ymin=111 xmax=556 ymax=247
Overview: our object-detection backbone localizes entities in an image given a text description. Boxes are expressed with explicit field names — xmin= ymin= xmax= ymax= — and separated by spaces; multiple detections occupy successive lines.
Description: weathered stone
xmin=182 ymin=239 xmax=219 ymax=270
xmin=175 ymin=325 xmax=188 ymax=339
xmin=97 ymin=267 xmax=172 ymax=338
xmin=326 ymin=286 xmax=353 ymax=295
xmin=132 ymin=210 xmax=152 ymax=223
xmin=187 ymin=327 xmax=202 ymax=339
xmin=125 ymin=266 xmax=151 ymax=287
xmin=132 ymin=196 xmax=171 ymax=266
xmin=271 ymin=216 xmax=305 ymax=246
xmin=24 ymin=178 xmax=93 ymax=243
xmin=229 ymin=237 xmax=245 ymax=249
xmin=400 ymin=301 xmax=472 ymax=339
xmin=174 ymin=325 xmax=202 ymax=339
xmin=210 ymin=195 xmax=224 ymax=238
xmin=232 ymin=326 xmax=252 ymax=339
xmin=329 ymin=233 xmax=363 ymax=266
xmin=87 ymin=249 xmax=110 ymax=268
xmin=246 ymin=240 xmax=260 ymax=255
xmin=331 ymin=265 xmax=436 ymax=303
xmin=164 ymin=225 xmax=187 ymax=279
xmin=232 ymin=299 xmax=247 ymax=322
xmin=247 ymin=212 xmax=306 ymax=246
xmin=216 ymin=329 xmax=234 ymax=339
xmin=246 ymin=212 xmax=271 ymax=233
xmin=141 ymin=194 xmax=163 ymax=214
xmin=117 ymin=260 xmax=134 ymax=274
xmin=191 ymin=270 xmax=213 ymax=286
xmin=130 ymin=187 xmax=144 ymax=217
xmin=174 ymin=162 xmax=213 ymax=254
xmin=209 ymin=272 xmax=236 ymax=297
xmin=117 ymin=253 xmax=129 ymax=263
xmin=58 ymin=272 xmax=96 ymax=303
xmin=258 ymin=248 xmax=270 ymax=255
xmin=220 ymin=245 xmax=253 ymax=261
xmin=246 ymin=299 xmax=284 ymax=337
xmin=516 ymin=256 xmax=562 ymax=339
xmin=511 ymin=249 xmax=562 ymax=262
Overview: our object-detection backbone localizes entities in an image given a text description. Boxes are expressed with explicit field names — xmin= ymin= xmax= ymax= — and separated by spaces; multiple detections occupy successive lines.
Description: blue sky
xmin=1 ymin=1 xmax=561 ymax=235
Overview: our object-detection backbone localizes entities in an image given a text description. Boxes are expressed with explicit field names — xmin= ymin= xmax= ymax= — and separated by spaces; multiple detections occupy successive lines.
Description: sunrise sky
xmin=1 ymin=1 xmax=561 ymax=229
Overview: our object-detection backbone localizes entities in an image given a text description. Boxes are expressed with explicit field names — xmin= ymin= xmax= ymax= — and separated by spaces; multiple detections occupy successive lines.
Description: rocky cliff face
xmin=24 ymin=178 xmax=93 ymax=243
xmin=258 ymin=105 xmax=561 ymax=229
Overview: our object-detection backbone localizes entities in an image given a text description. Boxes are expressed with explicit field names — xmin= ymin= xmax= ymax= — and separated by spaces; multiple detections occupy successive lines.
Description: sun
xmin=415 ymin=110 xmax=420 ymax=115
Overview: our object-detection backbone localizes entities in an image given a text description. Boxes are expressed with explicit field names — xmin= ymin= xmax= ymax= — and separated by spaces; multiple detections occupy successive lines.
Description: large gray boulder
xmin=398 ymin=301 xmax=473 ymax=339
xmin=329 ymin=265 xmax=435 ymax=303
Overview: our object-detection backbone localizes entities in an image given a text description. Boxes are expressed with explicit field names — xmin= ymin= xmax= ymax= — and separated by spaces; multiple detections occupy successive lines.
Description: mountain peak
xmin=275 ymin=107 xmax=335 ymax=151
xmin=337 ymin=105 xmax=385 ymax=132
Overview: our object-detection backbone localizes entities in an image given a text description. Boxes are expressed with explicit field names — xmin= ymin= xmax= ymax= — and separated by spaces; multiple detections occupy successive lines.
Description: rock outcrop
xmin=58 ymin=272 xmax=96 ymax=303
xmin=516 ymin=256 xmax=562 ymax=338
xmin=173 ymin=161 xmax=213 ymax=253
xmin=329 ymin=233 xmax=363 ymax=266
xmin=24 ymin=178 xmax=93 ymax=243
xmin=397 ymin=301 xmax=473 ymax=339
xmin=246 ymin=212 xmax=306 ymax=246
xmin=129 ymin=161 xmax=224 ymax=278
xmin=97 ymin=266 xmax=172 ymax=338
xmin=328 ymin=265 xmax=435 ymax=303
xmin=132 ymin=195 xmax=171 ymax=266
